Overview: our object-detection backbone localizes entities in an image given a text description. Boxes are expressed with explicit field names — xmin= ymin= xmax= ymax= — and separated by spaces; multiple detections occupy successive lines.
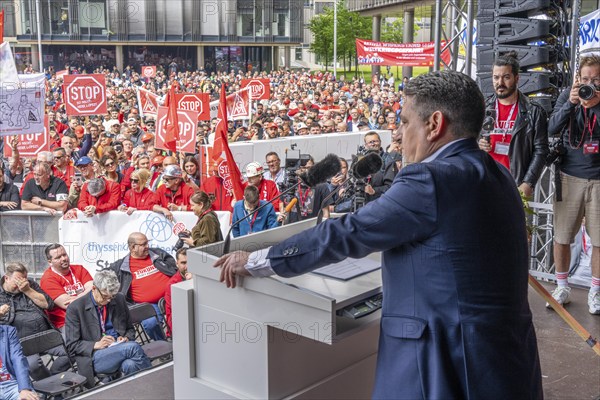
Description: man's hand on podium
xmin=214 ymin=251 xmax=252 ymax=288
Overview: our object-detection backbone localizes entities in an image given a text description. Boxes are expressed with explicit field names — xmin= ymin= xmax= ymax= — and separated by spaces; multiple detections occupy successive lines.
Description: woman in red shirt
xmin=118 ymin=169 xmax=159 ymax=214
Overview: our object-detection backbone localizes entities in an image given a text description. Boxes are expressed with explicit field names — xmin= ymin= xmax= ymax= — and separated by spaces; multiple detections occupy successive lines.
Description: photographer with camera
xmin=547 ymin=55 xmax=600 ymax=314
xmin=478 ymin=52 xmax=549 ymax=198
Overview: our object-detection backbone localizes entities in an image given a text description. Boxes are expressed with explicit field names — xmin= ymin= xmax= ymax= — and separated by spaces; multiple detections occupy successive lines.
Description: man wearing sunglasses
xmin=65 ymin=270 xmax=151 ymax=388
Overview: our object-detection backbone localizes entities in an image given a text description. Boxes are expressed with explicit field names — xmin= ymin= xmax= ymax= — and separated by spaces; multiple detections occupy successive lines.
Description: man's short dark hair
xmin=244 ymin=185 xmax=259 ymax=204
xmin=403 ymin=71 xmax=485 ymax=139
xmin=265 ymin=151 xmax=279 ymax=160
xmin=493 ymin=50 xmax=520 ymax=76
xmin=176 ymin=248 xmax=187 ymax=261
xmin=44 ymin=243 xmax=63 ymax=260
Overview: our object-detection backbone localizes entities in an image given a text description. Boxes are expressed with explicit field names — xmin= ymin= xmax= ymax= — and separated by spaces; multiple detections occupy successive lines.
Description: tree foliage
xmin=308 ymin=0 xmax=372 ymax=71
xmin=381 ymin=17 xmax=421 ymax=44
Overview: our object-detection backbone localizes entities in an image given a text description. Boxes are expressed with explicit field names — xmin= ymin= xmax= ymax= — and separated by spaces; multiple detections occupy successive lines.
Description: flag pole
xmin=35 ymin=0 xmax=43 ymax=72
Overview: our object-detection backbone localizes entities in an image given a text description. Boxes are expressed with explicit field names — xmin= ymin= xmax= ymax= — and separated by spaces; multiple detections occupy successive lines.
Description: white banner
xmin=58 ymin=210 xmax=231 ymax=276
xmin=0 ymin=84 xmax=45 ymax=136
xmin=0 ymin=42 xmax=19 ymax=88
xmin=579 ymin=9 xmax=600 ymax=55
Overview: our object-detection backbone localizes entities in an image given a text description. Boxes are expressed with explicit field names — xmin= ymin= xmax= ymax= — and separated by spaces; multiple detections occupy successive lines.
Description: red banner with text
xmin=356 ymin=39 xmax=451 ymax=67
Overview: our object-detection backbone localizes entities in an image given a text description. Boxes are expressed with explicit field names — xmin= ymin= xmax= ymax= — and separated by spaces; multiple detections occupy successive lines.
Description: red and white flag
xmin=212 ymin=85 xmax=244 ymax=200
xmin=136 ymin=87 xmax=159 ymax=118
xmin=0 ymin=9 xmax=5 ymax=44
xmin=163 ymin=84 xmax=179 ymax=153
xmin=209 ymin=87 xmax=252 ymax=121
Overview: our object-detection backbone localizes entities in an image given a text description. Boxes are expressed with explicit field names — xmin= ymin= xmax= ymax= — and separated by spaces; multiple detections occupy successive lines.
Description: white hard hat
xmin=245 ymin=162 xmax=264 ymax=178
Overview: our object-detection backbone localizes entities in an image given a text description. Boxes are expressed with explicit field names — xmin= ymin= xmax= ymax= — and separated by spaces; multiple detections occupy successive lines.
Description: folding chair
xmin=20 ymin=329 xmax=87 ymax=399
xmin=157 ymin=297 xmax=172 ymax=338
xmin=128 ymin=302 xmax=173 ymax=362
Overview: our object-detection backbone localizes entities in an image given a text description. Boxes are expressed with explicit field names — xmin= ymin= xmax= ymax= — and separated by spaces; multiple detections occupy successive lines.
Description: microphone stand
xmin=316 ymin=177 xmax=352 ymax=225
xmin=222 ymin=182 xmax=301 ymax=254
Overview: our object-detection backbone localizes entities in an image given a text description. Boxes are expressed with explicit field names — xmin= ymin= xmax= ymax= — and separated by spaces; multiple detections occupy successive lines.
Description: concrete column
xmin=372 ymin=15 xmax=381 ymax=79
xmin=115 ymin=45 xmax=124 ymax=72
xmin=31 ymin=48 xmax=40 ymax=72
xmin=273 ymin=46 xmax=279 ymax=70
xmin=197 ymin=46 xmax=205 ymax=69
xmin=402 ymin=9 xmax=414 ymax=79
xmin=284 ymin=46 xmax=291 ymax=69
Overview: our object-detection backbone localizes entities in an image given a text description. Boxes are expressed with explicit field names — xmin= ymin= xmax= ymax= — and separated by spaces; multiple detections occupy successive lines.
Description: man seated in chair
xmin=65 ymin=270 xmax=151 ymax=388
xmin=0 ymin=325 xmax=39 ymax=400
xmin=0 ymin=262 xmax=70 ymax=380
xmin=109 ymin=232 xmax=177 ymax=340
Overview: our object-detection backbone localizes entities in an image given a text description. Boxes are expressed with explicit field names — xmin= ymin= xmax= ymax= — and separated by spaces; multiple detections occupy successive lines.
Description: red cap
xmin=142 ymin=133 xmax=154 ymax=143
xmin=74 ymin=126 xmax=85 ymax=138
xmin=151 ymin=155 xmax=165 ymax=166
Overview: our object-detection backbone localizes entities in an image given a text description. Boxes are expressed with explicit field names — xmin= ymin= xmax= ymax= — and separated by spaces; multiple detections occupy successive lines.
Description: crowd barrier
xmin=1 ymin=210 xmax=231 ymax=279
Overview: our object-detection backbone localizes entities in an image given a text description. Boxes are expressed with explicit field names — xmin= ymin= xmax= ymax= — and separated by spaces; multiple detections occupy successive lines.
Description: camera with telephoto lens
xmin=578 ymin=83 xmax=599 ymax=101
xmin=279 ymin=144 xmax=311 ymax=201
xmin=173 ymin=232 xmax=190 ymax=251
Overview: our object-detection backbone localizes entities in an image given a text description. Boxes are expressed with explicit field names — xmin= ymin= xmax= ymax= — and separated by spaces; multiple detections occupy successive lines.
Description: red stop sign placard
xmin=155 ymin=106 xmax=198 ymax=153
xmin=3 ymin=115 xmax=50 ymax=157
xmin=175 ymin=93 xmax=210 ymax=121
xmin=241 ymin=78 xmax=270 ymax=100
xmin=63 ymin=74 xmax=107 ymax=116
xmin=142 ymin=65 xmax=156 ymax=78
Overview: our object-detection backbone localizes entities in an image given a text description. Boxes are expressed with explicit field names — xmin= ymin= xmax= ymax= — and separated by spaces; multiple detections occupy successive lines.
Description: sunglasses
xmin=104 ymin=162 xmax=116 ymax=167
xmin=130 ymin=178 xmax=139 ymax=183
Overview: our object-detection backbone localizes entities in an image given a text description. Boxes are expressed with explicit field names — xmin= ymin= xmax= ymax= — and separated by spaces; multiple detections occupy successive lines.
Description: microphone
xmin=298 ymin=153 xmax=342 ymax=187
xmin=221 ymin=155 xmax=341 ymax=254
xmin=352 ymin=152 xmax=383 ymax=179
xmin=284 ymin=197 xmax=298 ymax=214
xmin=315 ymin=153 xmax=383 ymax=225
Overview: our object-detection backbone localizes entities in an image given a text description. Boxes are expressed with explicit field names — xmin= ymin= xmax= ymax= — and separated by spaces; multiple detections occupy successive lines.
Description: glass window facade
xmin=204 ymin=46 xmax=272 ymax=74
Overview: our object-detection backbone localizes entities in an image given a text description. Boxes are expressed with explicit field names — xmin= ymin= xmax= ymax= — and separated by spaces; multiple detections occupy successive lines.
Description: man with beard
xmin=478 ymin=52 xmax=548 ymax=197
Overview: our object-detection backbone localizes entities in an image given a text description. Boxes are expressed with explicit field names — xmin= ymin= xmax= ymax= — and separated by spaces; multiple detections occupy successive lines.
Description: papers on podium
xmin=312 ymin=257 xmax=381 ymax=281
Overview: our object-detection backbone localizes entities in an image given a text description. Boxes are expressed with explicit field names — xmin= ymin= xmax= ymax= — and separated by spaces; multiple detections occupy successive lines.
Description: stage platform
xmin=72 ymin=283 xmax=599 ymax=400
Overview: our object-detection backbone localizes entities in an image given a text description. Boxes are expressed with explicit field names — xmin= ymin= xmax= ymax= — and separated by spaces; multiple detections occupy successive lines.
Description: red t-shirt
xmin=40 ymin=265 xmax=93 ymax=328
xmin=129 ymin=256 xmax=171 ymax=304
xmin=489 ymin=101 xmax=518 ymax=170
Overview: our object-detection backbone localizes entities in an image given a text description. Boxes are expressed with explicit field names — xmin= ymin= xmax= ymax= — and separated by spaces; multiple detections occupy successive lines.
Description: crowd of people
xmin=1 ymin=51 xmax=600 ymax=398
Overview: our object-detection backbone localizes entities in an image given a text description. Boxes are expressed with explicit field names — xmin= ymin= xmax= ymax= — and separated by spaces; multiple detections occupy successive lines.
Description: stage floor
xmin=73 ymin=283 xmax=599 ymax=400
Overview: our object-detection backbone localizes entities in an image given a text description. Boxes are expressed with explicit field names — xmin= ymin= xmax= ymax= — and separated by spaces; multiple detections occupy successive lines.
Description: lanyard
xmin=51 ymin=268 xmax=80 ymax=287
xmin=584 ymin=109 xmax=597 ymax=140
xmin=96 ymin=305 xmax=107 ymax=333
xmin=244 ymin=204 xmax=260 ymax=232
xmin=298 ymin=186 xmax=311 ymax=208
xmin=494 ymin=100 xmax=518 ymax=135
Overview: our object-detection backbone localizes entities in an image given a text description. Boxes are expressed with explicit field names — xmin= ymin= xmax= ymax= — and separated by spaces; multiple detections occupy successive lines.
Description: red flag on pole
xmin=212 ymin=84 xmax=244 ymax=200
xmin=164 ymin=84 xmax=179 ymax=153
xmin=0 ymin=9 xmax=5 ymax=43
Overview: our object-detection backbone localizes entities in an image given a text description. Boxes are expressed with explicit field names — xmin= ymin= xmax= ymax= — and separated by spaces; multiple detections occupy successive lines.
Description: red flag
xmin=212 ymin=85 xmax=244 ymax=200
xmin=0 ymin=10 xmax=4 ymax=44
xmin=164 ymin=85 xmax=179 ymax=153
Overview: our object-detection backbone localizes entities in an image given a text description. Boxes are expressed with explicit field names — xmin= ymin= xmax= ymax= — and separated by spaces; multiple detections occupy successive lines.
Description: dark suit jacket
xmin=0 ymin=325 xmax=33 ymax=392
xmin=267 ymin=139 xmax=543 ymax=399
xmin=65 ymin=292 xmax=135 ymax=388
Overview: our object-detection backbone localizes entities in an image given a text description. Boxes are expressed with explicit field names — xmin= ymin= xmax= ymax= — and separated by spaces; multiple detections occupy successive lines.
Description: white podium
xmin=172 ymin=219 xmax=382 ymax=399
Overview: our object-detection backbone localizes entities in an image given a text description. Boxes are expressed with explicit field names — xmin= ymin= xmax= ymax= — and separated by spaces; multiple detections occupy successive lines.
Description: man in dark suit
xmin=65 ymin=270 xmax=151 ymax=388
xmin=215 ymin=71 xmax=543 ymax=399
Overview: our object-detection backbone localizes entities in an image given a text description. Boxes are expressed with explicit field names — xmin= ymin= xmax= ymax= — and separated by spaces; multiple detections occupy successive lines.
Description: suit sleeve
xmin=268 ymin=164 xmax=438 ymax=277
xmin=65 ymin=302 xmax=95 ymax=358
xmin=8 ymin=326 xmax=34 ymax=392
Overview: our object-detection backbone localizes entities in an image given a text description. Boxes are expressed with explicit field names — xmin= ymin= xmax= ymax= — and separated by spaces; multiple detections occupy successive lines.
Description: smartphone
xmin=73 ymin=171 xmax=83 ymax=185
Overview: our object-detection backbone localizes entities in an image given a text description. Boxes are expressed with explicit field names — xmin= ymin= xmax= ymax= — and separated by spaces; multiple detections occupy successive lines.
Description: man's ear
xmin=426 ymin=110 xmax=446 ymax=142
